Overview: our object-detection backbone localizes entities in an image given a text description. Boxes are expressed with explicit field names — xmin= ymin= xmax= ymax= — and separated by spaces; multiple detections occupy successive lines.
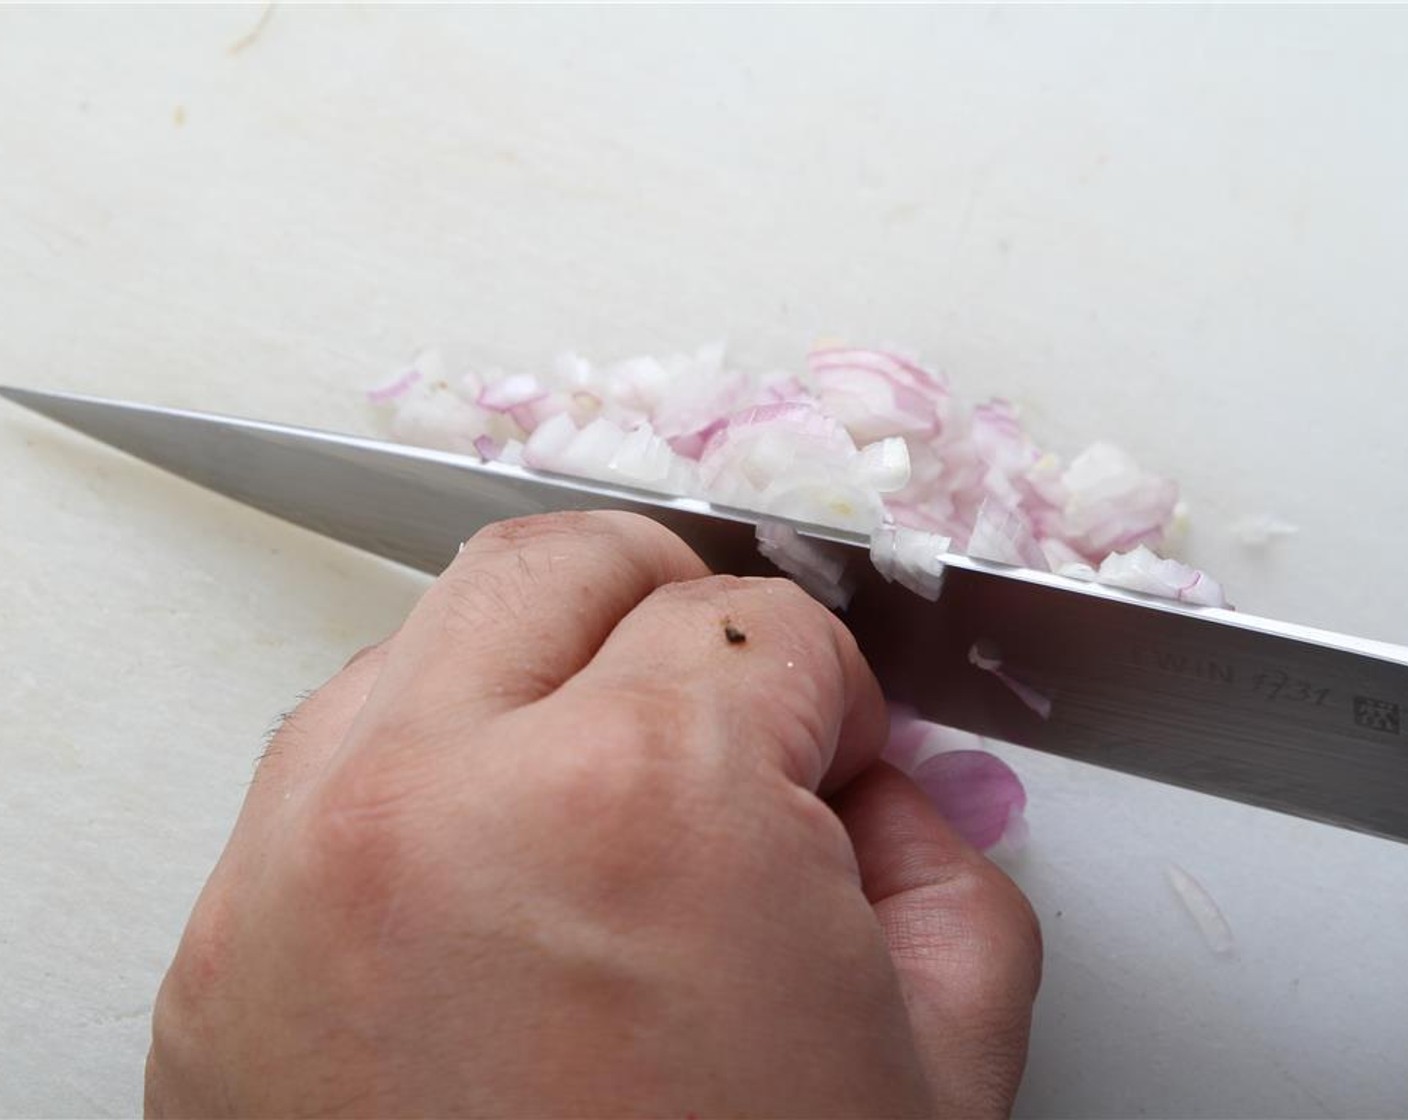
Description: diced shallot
xmin=374 ymin=344 xmax=1212 ymax=609
xmin=869 ymin=526 xmax=952 ymax=601
xmin=1096 ymin=545 xmax=1228 ymax=608
xmin=968 ymin=640 xmax=1054 ymax=720
xmin=1167 ymin=863 xmax=1236 ymax=956
xmin=366 ymin=366 xmax=422 ymax=404
xmin=755 ymin=522 xmax=854 ymax=610
xmin=966 ymin=499 xmax=1051 ymax=571
xmin=1229 ymin=513 xmax=1299 ymax=547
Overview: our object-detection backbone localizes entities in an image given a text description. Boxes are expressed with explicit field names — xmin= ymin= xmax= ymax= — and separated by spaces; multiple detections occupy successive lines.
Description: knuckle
xmin=647 ymin=573 xmax=837 ymax=642
xmin=750 ymin=576 xmax=849 ymax=657
xmin=974 ymin=866 xmax=1044 ymax=994
xmin=593 ymin=510 xmax=708 ymax=577
xmin=631 ymin=575 xmax=853 ymax=785
xmin=438 ymin=562 xmax=526 ymax=629
xmin=758 ymin=676 xmax=839 ymax=784
xmin=445 ymin=512 xmax=704 ymax=634
xmin=468 ymin=510 xmax=596 ymax=550
xmin=949 ymin=1060 xmax=1031 ymax=1120
xmin=467 ymin=510 xmax=694 ymax=569
xmin=930 ymin=861 xmax=1043 ymax=1012
xmin=637 ymin=572 xmax=749 ymax=617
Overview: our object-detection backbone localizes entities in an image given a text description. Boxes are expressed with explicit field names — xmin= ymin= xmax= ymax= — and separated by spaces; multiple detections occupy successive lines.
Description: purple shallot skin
xmin=882 ymin=708 xmax=1027 ymax=852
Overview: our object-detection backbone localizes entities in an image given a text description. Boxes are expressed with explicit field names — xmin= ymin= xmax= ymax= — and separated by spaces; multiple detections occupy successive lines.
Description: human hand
xmin=146 ymin=511 xmax=1040 ymax=1117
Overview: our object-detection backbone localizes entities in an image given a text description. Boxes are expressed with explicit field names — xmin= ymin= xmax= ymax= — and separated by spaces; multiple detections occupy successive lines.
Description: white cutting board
xmin=2 ymin=7 xmax=1406 ymax=1116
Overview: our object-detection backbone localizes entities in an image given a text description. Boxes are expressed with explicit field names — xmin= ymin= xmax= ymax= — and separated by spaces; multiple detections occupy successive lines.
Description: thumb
xmin=831 ymin=762 xmax=1043 ymax=1118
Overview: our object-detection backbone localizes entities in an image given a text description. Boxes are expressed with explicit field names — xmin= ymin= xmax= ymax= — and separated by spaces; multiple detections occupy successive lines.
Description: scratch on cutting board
xmin=1166 ymin=862 xmax=1236 ymax=957
xmin=228 ymin=3 xmax=276 ymax=56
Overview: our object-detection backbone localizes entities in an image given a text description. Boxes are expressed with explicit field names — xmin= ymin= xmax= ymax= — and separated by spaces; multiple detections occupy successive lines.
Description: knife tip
xmin=0 ymin=384 xmax=50 ymax=402
xmin=0 ymin=385 xmax=61 ymax=417
xmin=1 ymin=385 xmax=105 ymax=413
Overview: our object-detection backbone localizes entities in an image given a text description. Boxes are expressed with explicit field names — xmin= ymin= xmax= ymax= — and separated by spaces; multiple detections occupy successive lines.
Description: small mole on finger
xmin=723 ymin=620 xmax=747 ymax=645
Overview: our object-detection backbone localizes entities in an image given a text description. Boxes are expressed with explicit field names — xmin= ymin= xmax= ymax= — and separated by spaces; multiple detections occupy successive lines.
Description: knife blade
xmin=5 ymin=385 xmax=1407 ymax=842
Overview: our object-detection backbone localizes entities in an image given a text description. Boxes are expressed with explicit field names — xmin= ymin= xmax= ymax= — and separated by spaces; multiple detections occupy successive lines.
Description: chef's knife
xmin=5 ymin=385 xmax=1407 ymax=843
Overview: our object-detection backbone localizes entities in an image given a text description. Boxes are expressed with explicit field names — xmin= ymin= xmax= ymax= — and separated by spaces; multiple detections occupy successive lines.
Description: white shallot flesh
xmin=1166 ymin=862 xmax=1237 ymax=956
xmin=869 ymin=525 xmax=952 ymax=601
xmin=754 ymin=522 xmax=854 ymax=611
xmin=370 ymin=343 xmax=1225 ymax=608
xmin=968 ymin=641 xmax=1054 ymax=721
xmin=1095 ymin=545 xmax=1228 ymax=608
xmin=1229 ymin=513 xmax=1299 ymax=548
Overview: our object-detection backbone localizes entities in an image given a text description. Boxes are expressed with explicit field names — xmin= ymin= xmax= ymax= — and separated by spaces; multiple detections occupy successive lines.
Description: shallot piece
xmin=883 ymin=705 xmax=988 ymax=771
xmin=1229 ymin=513 xmax=1299 ymax=548
xmin=755 ymin=522 xmax=854 ymax=610
xmin=968 ymin=640 xmax=1054 ymax=720
xmin=1096 ymin=545 xmax=1229 ymax=608
xmin=869 ymin=526 xmax=952 ymax=601
xmin=1166 ymin=863 xmax=1236 ymax=956
xmin=966 ymin=499 xmax=1051 ymax=571
xmin=1055 ymin=442 xmax=1179 ymax=558
xmin=912 ymin=750 xmax=1029 ymax=851
xmin=883 ymin=708 xmax=1028 ymax=851
xmin=372 ymin=345 xmax=1203 ymax=597
xmin=366 ymin=366 xmax=422 ymax=404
